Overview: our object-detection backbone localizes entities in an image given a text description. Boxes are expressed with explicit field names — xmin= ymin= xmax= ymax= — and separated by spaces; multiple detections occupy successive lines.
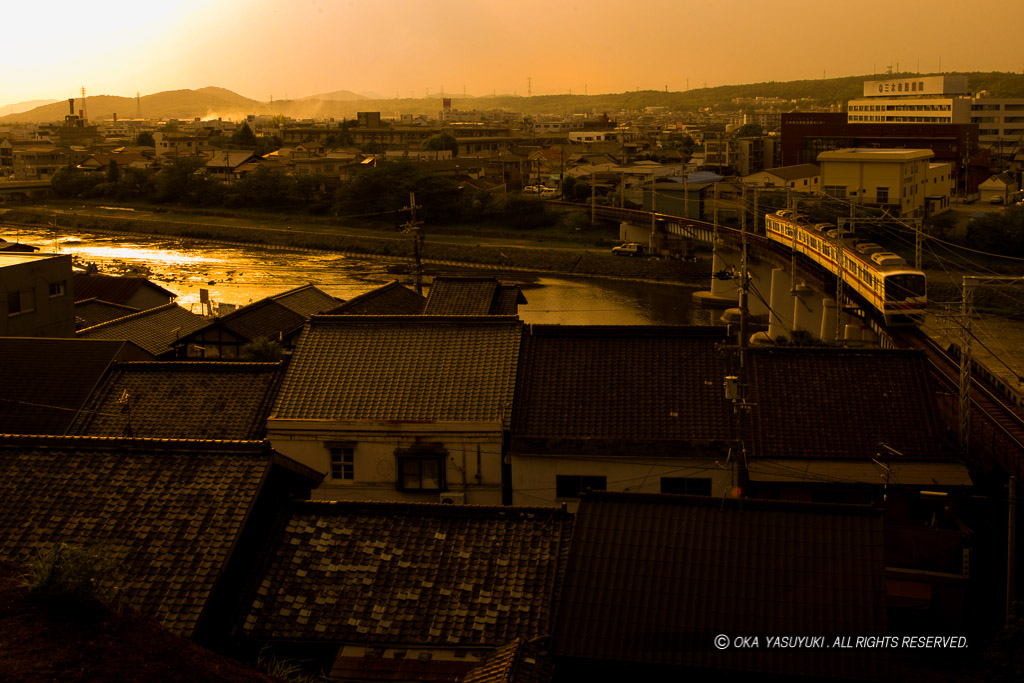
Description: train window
xmin=885 ymin=274 xmax=926 ymax=301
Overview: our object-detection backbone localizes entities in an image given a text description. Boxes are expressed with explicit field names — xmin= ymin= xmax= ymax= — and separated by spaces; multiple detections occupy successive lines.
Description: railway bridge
xmin=595 ymin=202 xmax=1024 ymax=477
xmin=595 ymin=203 xmax=878 ymax=344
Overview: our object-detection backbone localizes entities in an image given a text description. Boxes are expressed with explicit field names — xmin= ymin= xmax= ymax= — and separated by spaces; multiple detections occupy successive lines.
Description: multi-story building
xmin=1 ymin=252 xmax=75 ymax=337
xmin=781 ymin=112 xmax=984 ymax=196
xmin=971 ymin=97 xmax=1024 ymax=171
xmin=847 ymin=75 xmax=972 ymax=125
xmin=818 ymin=148 xmax=933 ymax=218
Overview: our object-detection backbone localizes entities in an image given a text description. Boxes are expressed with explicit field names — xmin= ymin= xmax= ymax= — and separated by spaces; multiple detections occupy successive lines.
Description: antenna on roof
xmin=118 ymin=390 xmax=134 ymax=438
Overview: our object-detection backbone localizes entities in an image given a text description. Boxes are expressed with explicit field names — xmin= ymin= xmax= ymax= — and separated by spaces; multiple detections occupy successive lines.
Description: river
xmin=4 ymin=226 xmax=718 ymax=326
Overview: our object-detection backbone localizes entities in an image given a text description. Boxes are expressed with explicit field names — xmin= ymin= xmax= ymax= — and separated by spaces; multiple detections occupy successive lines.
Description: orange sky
xmin=3 ymin=0 xmax=1023 ymax=106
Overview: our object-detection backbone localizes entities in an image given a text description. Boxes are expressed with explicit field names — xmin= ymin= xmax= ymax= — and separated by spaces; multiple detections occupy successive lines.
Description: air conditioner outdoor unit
xmin=439 ymin=492 xmax=465 ymax=505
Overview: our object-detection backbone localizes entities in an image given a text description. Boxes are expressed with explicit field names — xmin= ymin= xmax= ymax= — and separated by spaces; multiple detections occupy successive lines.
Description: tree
xmin=734 ymin=123 xmax=764 ymax=138
xmin=134 ymin=131 xmax=155 ymax=147
xmin=239 ymin=337 xmax=283 ymax=361
xmin=106 ymin=159 xmax=120 ymax=183
xmin=334 ymin=161 xmax=463 ymax=223
xmin=966 ymin=204 xmax=1024 ymax=257
xmin=421 ymin=133 xmax=458 ymax=157
xmin=230 ymin=122 xmax=258 ymax=149
xmin=228 ymin=166 xmax=295 ymax=208
xmin=51 ymin=165 xmax=100 ymax=198
xmin=153 ymin=157 xmax=220 ymax=205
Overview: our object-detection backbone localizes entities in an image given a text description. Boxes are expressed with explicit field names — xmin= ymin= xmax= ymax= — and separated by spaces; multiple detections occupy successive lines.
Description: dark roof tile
xmin=553 ymin=492 xmax=887 ymax=679
xmin=0 ymin=436 xmax=288 ymax=638
xmin=748 ymin=348 xmax=950 ymax=461
xmin=0 ymin=337 xmax=144 ymax=435
xmin=70 ymin=362 xmax=284 ymax=440
xmin=271 ymin=284 xmax=339 ymax=318
xmin=239 ymin=501 xmax=572 ymax=647
xmin=325 ymin=281 xmax=427 ymax=315
xmin=74 ymin=298 xmax=140 ymax=328
xmin=73 ymin=275 xmax=176 ymax=305
xmin=512 ymin=326 xmax=733 ymax=444
xmin=77 ymin=303 xmax=207 ymax=357
xmin=273 ymin=316 xmax=522 ymax=424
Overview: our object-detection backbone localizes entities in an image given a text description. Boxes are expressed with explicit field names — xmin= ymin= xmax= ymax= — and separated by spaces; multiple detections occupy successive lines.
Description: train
xmin=763 ymin=210 xmax=926 ymax=326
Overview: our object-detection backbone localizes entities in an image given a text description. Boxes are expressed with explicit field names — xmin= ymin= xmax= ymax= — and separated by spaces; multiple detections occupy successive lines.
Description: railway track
xmin=889 ymin=326 xmax=1024 ymax=478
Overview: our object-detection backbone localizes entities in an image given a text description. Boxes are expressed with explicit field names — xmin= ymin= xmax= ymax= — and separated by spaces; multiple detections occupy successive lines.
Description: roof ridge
xmin=580 ymin=490 xmax=884 ymax=516
xmin=309 ymin=314 xmax=521 ymax=325
xmin=76 ymin=301 xmax=182 ymax=333
xmin=111 ymin=361 xmax=283 ymax=368
xmin=0 ymin=433 xmax=270 ymax=451
xmin=292 ymin=499 xmax=573 ymax=519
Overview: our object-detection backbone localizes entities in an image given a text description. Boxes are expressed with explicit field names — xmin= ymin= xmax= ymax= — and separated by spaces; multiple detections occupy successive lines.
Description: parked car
xmin=612 ymin=243 xmax=645 ymax=257
xmin=990 ymin=196 xmax=1004 ymax=205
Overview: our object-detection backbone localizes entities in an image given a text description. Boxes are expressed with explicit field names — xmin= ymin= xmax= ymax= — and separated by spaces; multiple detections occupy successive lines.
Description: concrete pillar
xmin=820 ymin=298 xmax=838 ymax=342
xmin=746 ymin=260 xmax=772 ymax=321
xmin=709 ymin=248 xmax=740 ymax=300
xmin=693 ymin=243 xmax=740 ymax=309
xmin=766 ymin=268 xmax=793 ymax=342
xmin=791 ymin=283 xmax=821 ymax=339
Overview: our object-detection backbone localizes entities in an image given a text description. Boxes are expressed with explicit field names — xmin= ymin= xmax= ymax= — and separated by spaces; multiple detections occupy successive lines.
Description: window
xmin=7 ymin=288 xmax=34 ymax=316
xmin=876 ymin=187 xmax=889 ymax=204
xmin=660 ymin=477 xmax=712 ymax=496
xmin=396 ymin=445 xmax=447 ymax=491
xmin=555 ymin=475 xmax=607 ymax=499
xmin=823 ymin=185 xmax=846 ymax=199
xmin=48 ymin=280 xmax=67 ymax=297
xmin=329 ymin=445 xmax=354 ymax=480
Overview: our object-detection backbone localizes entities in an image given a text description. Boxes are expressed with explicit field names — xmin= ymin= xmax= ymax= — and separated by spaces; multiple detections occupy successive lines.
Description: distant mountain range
xmin=0 ymin=99 xmax=59 ymax=116
xmin=3 ymin=72 xmax=1023 ymax=125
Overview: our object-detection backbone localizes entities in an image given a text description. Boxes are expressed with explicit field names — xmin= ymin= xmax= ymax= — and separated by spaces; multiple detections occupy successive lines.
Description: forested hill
xmin=3 ymin=71 xmax=1023 ymax=124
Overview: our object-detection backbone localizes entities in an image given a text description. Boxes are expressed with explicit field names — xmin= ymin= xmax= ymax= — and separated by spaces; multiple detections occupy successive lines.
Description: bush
xmin=499 ymin=196 xmax=556 ymax=230
xmin=24 ymin=542 xmax=123 ymax=608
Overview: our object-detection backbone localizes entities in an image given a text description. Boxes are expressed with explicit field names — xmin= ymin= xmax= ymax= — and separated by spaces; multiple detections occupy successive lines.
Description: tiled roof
xmin=217 ymin=298 xmax=307 ymax=343
xmin=325 ymin=281 xmax=426 ymax=315
xmin=77 ymin=302 xmax=208 ymax=357
xmin=462 ymin=638 xmax=553 ymax=683
xmin=238 ymin=501 xmax=572 ymax=647
xmin=511 ymin=326 xmax=733 ymax=449
xmin=553 ymin=492 xmax=887 ymax=679
xmin=74 ymin=298 xmax=140 ymax=328
xmin=748 ymin=348 xmax=951 ymax=461
xmin=271 ymin=284 xmax=339 ymax=318
xmin=424 ymin=277 xmax=525 ymax=316
xmin=0 ymin=435 xmax=293 ymax=638
xmin=70 ymin=362 xmax=284 ymax=440
xmin=0 ymin=338 xmax=136 ymax=435
xmin=273 ymin=316 xmax=522 ymax=424
xmin=73 ymin=275 xmax=176 ymax=305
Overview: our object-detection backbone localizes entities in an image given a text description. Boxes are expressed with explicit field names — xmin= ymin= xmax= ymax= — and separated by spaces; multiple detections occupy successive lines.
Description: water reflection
xmin=8 ymin=226 xmax=710 ymax=325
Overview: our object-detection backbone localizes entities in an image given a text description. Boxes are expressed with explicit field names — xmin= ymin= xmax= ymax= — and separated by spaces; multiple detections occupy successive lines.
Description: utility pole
xmin=402 ymin=192 xmax=424 ymax=294
xmin=590 ymin=173 xmax=596 ymax=226
xmin=1009 ymin=475 xmax=1017 ymax=627
xmin=914 ymin=218 xmax=923 ymax=271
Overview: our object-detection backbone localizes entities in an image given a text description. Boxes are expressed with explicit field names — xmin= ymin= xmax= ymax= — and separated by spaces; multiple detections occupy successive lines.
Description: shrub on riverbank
xmin=5 ymin=206 xmax=704 ymax=282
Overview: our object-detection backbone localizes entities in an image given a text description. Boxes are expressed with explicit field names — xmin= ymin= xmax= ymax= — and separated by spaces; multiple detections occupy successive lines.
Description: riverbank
xmin=1 ymin=204 xmax=707 ymax=283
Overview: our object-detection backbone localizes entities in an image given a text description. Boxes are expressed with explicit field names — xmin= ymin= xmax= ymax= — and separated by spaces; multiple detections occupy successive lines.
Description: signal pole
xmin=402 ymin=192 xmax=424 ymax=294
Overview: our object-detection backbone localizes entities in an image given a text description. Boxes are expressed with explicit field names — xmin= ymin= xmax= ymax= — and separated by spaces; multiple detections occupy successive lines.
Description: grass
xmin=23 ymin=542 xmax=124 ymax=609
